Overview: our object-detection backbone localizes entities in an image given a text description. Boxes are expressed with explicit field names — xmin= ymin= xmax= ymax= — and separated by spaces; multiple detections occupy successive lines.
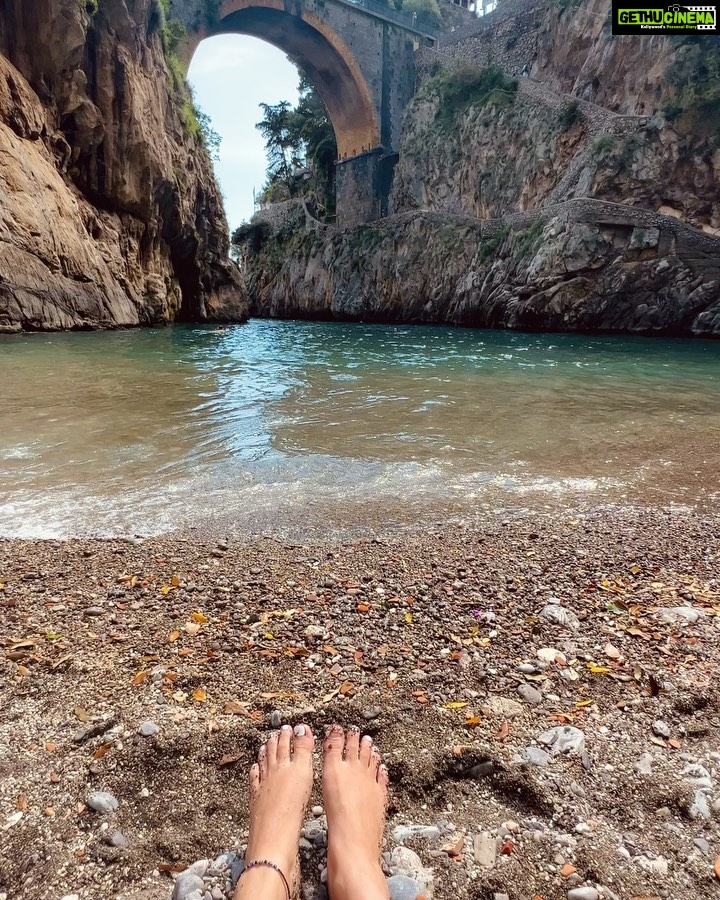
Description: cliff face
xmin=243 ymin=0 xmax=720 ymax=335
xmin=0 ymin=0 xmax=246 ymax=332
xmin=245 ymin=203 xmax=720 ymax=336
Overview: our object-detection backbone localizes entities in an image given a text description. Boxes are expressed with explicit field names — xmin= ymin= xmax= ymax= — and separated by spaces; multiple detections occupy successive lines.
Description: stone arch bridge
xmin=170 ymin=0 xmax=440 ymax=225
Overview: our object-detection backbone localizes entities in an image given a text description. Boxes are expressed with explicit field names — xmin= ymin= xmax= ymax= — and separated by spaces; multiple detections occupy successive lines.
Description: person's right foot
xmin=322 ymin=725 xmax=390 ymax=900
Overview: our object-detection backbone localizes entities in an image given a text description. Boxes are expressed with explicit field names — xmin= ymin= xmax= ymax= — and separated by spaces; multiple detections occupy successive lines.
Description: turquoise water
xmin=1 ymin=321 xmax=719 ymax=537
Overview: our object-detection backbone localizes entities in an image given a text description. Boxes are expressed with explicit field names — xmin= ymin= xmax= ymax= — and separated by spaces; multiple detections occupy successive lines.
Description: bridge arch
xmin=186 ymin=0 xmax=381 ymax=159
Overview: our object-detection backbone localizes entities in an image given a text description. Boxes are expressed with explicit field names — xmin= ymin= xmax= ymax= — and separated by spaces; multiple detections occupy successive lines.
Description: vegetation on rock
xmin=418 ymin=64 xmax=517 ymax=127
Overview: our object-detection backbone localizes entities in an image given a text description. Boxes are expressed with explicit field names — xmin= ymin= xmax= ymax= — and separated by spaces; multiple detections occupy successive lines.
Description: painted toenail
xmin=294 ymin=725 xmax=306 ymax=737
xmin=281 ymin=724 xmax=292 ymax=731
xmin=362 ymin=735 xmax=372 ymax=742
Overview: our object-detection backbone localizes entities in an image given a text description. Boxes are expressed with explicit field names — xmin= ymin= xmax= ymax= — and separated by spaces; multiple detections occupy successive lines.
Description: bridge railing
xmin=335 ymin=0 xmax=442 ymax=37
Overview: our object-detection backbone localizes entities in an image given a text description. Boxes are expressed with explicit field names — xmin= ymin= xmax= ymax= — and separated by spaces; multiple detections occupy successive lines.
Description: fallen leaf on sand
xmin=445 ymin=701 xmax=469 ymax=710
xmin=192 ymin=688 xmax=207 ymax=702
xmin=132 ymin=671 xmax=149 ymax=686
xmin=74 ymin=707 xmax=88 ymax=722
xmin=158 ymin=862 xmax=187 ymax=874
xmin=494 ymin=720 xmax=511 ymax=741
xmin=218 ymin=753 xmax=242 ymax=767
xmin=191 ymin=612 xmax=208 ymax=623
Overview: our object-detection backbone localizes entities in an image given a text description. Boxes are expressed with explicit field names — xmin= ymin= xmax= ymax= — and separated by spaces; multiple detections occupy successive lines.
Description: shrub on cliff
xmin=398 ymin=0 xmax=443 ymax=28
xmin=419 ymin=64 xmax=517 ymax=127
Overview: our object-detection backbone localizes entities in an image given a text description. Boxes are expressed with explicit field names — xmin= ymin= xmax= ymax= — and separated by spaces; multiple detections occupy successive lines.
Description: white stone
xmin=538 ymin=726 xmax=585 ymax=756
xmin=474 ymin=832 xmax=497 ymax=869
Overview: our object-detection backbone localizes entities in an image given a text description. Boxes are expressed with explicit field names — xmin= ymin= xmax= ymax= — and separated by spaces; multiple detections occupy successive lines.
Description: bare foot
xmin=235 ymin=724 xmax=315 ymax=900
xmin=323 ymin=725 xmax=390 ymax=900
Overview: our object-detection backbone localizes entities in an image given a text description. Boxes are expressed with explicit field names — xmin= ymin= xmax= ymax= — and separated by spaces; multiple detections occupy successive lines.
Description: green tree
xmin=255 ymin=77 xmax=338 ymax=217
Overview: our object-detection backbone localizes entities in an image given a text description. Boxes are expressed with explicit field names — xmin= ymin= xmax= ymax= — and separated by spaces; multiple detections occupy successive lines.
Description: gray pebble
xmin=392 ymin=824 xmax=441 ymax=844
xmin=312 ymin=805 xmax=324 ymax=817
xmin=138 ymin=720 xmax=160 ymax=737
xmin=387 ymin=875 xmax=422 ymax=900
xmin=362 ymin=707 xmax=382 ymax=721
xmin=172 ymin=872 xmax=205 ymax=900
xmin=230 ymin=856 xmax=245 ymax=887
xmin=517 ymin=683 xmax=543 ymax=704
xmin=518 ymin=663 xmax=537 ymax=674
xmin=86 ymin=791 xmax=119 ymax=814
xmin=270 ymin=710 xmax=283 ymax=728
xmin=110 ymin=830 xmax=127 ymax=848
xmin=652 ymin=720 xmax=671 ymax=739
xmin=694 ymin=837 xmax=710 ymax=854
xmin=470 ymin=761 xmax=495 ymax=779
xmin=522 ymin=747 xmax=551 ymax=767
xmin=567 ymin=888 xmax=599 ymax=900
xmin=84 ymin=606 xmax=104 ymax=616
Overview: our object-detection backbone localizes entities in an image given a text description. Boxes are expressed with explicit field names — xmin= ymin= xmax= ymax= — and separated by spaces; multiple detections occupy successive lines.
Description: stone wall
xmin=419 ymin=0 xmax=546 ymax=76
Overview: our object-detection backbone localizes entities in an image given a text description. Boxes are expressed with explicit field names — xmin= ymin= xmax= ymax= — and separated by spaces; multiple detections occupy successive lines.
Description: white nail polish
xmin=294 ymin=725 xmax=306 ymax=737
xmin=281 ymin=724 xmax=292 ymax=731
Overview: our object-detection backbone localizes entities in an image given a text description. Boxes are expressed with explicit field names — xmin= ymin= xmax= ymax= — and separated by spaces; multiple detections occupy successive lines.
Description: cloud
xmin=188 ymin=35 xmax=300 ymax=229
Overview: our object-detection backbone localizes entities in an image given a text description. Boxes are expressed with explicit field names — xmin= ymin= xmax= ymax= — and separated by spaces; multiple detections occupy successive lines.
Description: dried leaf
xmin=45 ymin=742 xmax=57 ymax=752
xmin=494 ymin=720 xmax=511 ymax=741
xmin=357 ymin=603 xmax=370 ymax=613
xmin=16 ymin=795 xmax=28 ymax=811
xmin=192 ymin=688 xmax=207 ymax=702
xmin=445 ymin=701 xmax=470 ymax=710
xmin=576 ymin=699 xmax=594 ymax=708
xmin=464 ymin=716 xmax=482 ymax=727
xmin=17 ymin=665 xmax=29 ymax=676
xmin=74 ymin=707 xmax=89 ymax=723
xmin=405 ymin=612 xmax=413 ymax=624
xmin=191 ymin=612 xmax=208 ymax=624
xmin=171 ymin=576 xmax=182 ymax=587
xmin=338 ymin=681 xmax=354 ymax=695
xmin=132 ymin=671 xmax=149 ymax=686
xmin=158 ymin=862 xmax=188 ymax=874
xmin=168 ymin=631 xmax=181 ymax=642
xmin=218 ymin=753 xmax=242 ymax=767
xmin=588 ymin=664 xmax=611 ymax=675
xmin=93 ymin=743 xmax=112 ymax=760
xmin=224 ymin=701 xmax=250 ymax=716
xmin=668 ymin=738 xmax=682 ymax=749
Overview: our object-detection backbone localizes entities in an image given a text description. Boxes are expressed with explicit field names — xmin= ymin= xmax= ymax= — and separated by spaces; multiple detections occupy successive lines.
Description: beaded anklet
xmin=240 ymin=859 xmax=291 ymax=899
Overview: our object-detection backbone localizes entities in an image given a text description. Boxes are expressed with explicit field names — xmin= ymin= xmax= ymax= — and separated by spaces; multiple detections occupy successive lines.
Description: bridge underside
xmin=182 ymin=0 xmax=420 ymax=226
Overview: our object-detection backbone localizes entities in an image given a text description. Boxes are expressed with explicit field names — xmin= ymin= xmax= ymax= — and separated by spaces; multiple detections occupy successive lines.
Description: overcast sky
xmin=188 ymin=35 xmax=300 ymax=231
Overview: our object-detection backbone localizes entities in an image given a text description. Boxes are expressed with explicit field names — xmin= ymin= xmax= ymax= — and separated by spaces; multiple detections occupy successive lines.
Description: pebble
xmin=652 ymin=720 xmax=671 ymax=739
xmin=538 ymin=726 xmax=585 ymax=756
xmin=634 ymin=752 xmax=653 ymax=775
xmin=60 ymin=896 xmax=79 ymax=900
xmin=138 ymin=720 xmax=160 ymax=737
xmin=540 ymin=603 xmax=580 ymax=630
xmin=470 ymin=761 xmax=495 ymax=779
xmin=312 ymin=805 xmax=324 ymax=817
xmin=660 ymin=606 xmax=703 ymax=623
xmin=270 ymin=710 xmax=283 ymax=728
xmin=522 ymin=747 xmax=551 ymax=767
xmin=567 ymin=889 xmax=599 ymax=900
xmin=392 ymin=824 xmax=441 ymax=844
xmin=172 ymin=872 xmax=205 ymax=900
xmin=635 ymin=855 xmax=669 ymax=876
xmin=694 ymin=837 xmax=710 ymax=854
xmin=485 ymin=696 xmax=524 ymax=718
xmin=84 ymin=606 xmax=104 ymax=616
xmin=109 ymin=830 xmax=127 ymax=847
xmin=386 ymin=874 xmax=422 ymax=900
xmin=86 ymin=791 xmax=119 ymax=814
xmin=362 ymin=707 xmax=382 ymax=721
xmin=517 ymin=683 xmax=543 ymax=705
xmin=689 ymin=790 xmax=711 ymax=821
xmin=474 ymin=832 xmax=497 ymax=868
xmin=389 ymin=847 xmax=434 ymax=894
xmin=494 ymin=895 xmax=510 ymax=900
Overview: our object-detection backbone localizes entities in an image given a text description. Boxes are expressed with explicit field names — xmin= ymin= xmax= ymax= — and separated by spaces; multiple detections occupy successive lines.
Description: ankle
xmin=328 ymin=860 xmax=390 ymax=900
xmin=235 ymin=864 xmax=290 ymax=900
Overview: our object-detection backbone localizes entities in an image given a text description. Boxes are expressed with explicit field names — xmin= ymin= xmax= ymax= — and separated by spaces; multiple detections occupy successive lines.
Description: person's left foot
xmin=241 ymin=724 xmax=315 ymax=893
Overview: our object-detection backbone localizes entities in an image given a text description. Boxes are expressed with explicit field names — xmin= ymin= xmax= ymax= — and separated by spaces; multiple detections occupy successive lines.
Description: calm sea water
xmin=1 ymin=321 xmax=719 ymax=538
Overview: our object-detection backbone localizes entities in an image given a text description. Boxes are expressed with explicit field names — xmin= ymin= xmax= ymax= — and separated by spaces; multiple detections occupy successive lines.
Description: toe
xmin=378 ymin=763 xmax=390 ymax=792
xmin=359 ymin=733 xmax=374 ymax=765
xmin=324 ymin=724 xmax=345 ymax=759
xmin=258 ymin=743 xmax=268 ymax=780
xmin=292 ymin=723 xmax=315 ymax=761
xmin=370 ymin=744 xmax=382 ymax=774
xmin=344 ymin=727 xmax=361 ymax=761
xmin=267 ymin=731 xmax=279 ymax=766
xmin=249 ymin=763 xmax=261 ymax=803
xmin=277 ymin=725 xmax=293 ymax=762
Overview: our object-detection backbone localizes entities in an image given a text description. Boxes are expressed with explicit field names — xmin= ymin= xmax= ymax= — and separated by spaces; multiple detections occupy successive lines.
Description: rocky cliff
xmin=244 ymin=0 xmax=720 ymax=335
xmin=0 ymin=0 xmax=246 ymax=332
xmin=243 ymin=201 xmax=720 ymax=335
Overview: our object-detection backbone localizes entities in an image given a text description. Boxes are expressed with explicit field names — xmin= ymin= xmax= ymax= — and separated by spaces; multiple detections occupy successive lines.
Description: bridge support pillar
xmin=336 ymin=149 xmax=400 ymax=229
